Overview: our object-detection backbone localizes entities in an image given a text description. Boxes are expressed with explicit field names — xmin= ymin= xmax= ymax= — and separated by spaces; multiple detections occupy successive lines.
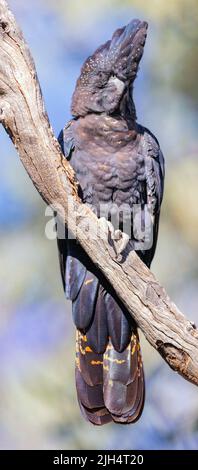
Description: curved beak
xmin=109 ymin=19 xmax=148 ymax=82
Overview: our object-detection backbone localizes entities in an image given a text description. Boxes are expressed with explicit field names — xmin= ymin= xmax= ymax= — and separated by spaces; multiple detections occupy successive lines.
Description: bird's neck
xmin=73 ymin=111 xmax=138 ymax=151
xmin=73 ymin=88 xmax=138 ymax=149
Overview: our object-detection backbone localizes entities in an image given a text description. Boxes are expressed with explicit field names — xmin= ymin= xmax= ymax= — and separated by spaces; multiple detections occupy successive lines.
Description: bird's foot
xmin=99 ymin=217 xmax=130 ymax=258
xmin=114 ymin=229 xmax=130 ymax=256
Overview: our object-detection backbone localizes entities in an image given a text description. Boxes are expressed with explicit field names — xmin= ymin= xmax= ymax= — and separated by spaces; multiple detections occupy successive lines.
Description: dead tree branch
xmin=0 ymin=0 xmax=198 ymax=385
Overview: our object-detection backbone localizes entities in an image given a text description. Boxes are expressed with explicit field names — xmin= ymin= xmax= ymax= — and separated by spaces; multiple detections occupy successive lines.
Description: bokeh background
xmin=0 ymin=0 xmax=198 ymax=450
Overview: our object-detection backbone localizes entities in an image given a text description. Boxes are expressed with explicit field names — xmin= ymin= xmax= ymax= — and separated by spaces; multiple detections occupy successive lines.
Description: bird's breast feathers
xmin=65 ymin=115 xmax=148 ymax=210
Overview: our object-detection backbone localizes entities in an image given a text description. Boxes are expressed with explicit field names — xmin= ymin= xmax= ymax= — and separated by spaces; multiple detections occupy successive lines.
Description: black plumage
xmin=58 ymin=19 xmax=165 ymax=425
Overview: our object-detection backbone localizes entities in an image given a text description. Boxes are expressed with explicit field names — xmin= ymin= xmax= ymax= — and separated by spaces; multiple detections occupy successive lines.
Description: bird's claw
xmin=114 ymin=229 xmax=130 ymax=256
xmin=99 ymin=217 xmax=130 ymax=257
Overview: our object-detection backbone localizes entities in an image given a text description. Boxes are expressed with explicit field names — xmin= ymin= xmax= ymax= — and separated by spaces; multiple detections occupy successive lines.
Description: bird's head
xmin=71 ymin=19 xmax=148 ymax=118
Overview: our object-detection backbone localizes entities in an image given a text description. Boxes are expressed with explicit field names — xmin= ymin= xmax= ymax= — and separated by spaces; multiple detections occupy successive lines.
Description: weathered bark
xmin=0 ymin=0 xmax=198 ymax=386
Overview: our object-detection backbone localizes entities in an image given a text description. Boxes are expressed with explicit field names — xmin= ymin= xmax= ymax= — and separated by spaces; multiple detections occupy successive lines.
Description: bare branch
xmin=0 ymin=0 xmax=198 ymax=386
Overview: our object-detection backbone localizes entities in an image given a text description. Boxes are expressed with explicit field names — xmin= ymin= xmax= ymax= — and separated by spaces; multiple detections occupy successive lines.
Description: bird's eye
xmin=98 ymin=71 xmax=105 ymax=80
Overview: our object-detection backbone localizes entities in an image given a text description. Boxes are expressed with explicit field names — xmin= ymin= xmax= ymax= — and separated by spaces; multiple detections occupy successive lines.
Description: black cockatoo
xmin=58 ymin=19 xmax=165 ymax=425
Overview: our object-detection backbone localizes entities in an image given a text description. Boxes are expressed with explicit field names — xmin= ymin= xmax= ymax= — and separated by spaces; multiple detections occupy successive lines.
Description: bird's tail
xmin=58 ymin=240 xmax=145 ymax=425
xmin=75 ymin=308 xmax=145 ymax=425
